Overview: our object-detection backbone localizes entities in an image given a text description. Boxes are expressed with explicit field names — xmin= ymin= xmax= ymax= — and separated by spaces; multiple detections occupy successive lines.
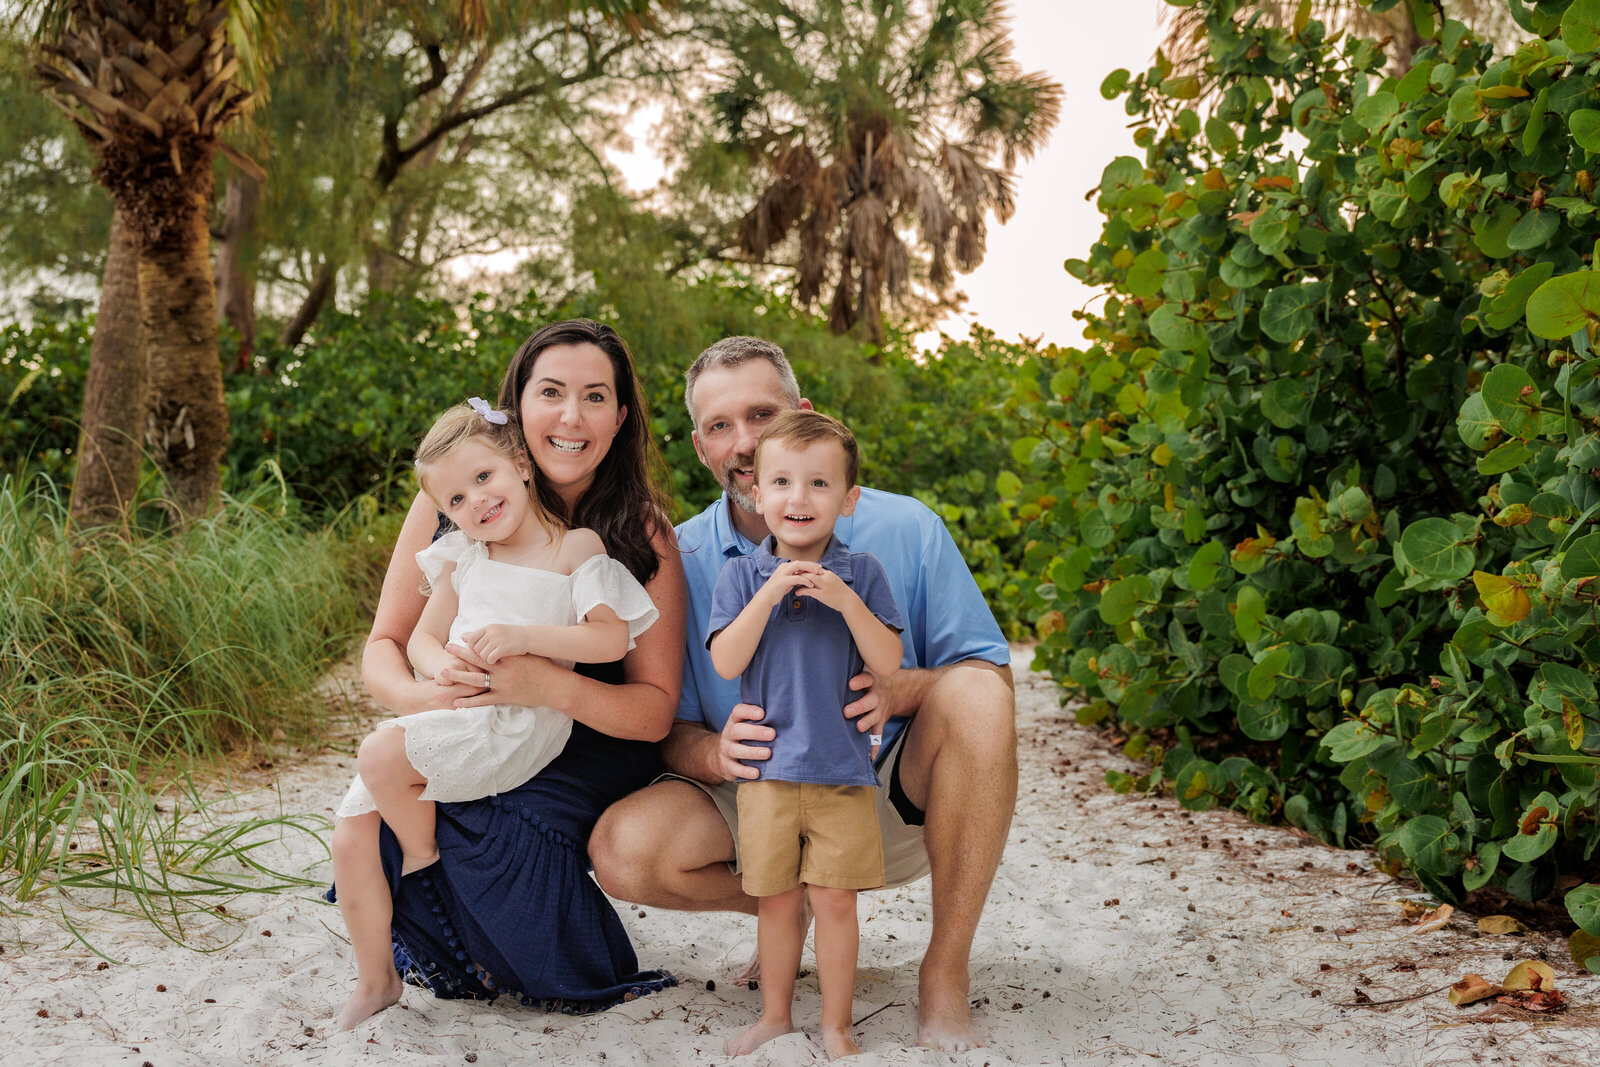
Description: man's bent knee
xmin=591 ymin=781 xmax=733 ymax=903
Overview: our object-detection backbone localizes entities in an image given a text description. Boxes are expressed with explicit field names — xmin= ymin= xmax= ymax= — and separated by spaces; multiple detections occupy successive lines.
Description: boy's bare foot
xmin=916 ymin=970 xmax=981 ymax=1053
xmin=724 ymin=1018 xmax=797 ymax=1057
xmin=335 ymin=972 xmax=404 ymax=1030
xmin=400 ymin=848 xmax=439 ymax=876
xmin=821 ymin=1026 xmax=863 ymax=1059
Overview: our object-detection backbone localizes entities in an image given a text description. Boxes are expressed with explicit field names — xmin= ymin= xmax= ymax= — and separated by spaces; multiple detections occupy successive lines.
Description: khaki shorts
xmin=660 ymin=722 xmax=932 ymax=890
xmin=737 ymin=780 xmax=882 ymax=896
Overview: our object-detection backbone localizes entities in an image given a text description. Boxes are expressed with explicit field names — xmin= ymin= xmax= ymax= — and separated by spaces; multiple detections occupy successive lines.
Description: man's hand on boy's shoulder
xmin=717 ymin=701 xmax=773 ymax=781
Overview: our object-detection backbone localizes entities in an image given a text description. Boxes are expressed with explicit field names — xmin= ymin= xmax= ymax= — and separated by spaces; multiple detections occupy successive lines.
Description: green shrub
xmin=1011 ymin=0 xmax=1600 ymax=941
xmin=2 ymin=272 xmax=1033 ymax=632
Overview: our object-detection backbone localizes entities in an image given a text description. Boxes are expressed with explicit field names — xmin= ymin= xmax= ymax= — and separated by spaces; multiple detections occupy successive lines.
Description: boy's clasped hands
xmin=757 ymin=559 xmax=854 ymax=611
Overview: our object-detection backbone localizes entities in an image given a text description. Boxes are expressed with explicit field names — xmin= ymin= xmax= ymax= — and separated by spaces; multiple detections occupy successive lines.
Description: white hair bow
xmin=468 ymin=396 xmax=508 ymax=425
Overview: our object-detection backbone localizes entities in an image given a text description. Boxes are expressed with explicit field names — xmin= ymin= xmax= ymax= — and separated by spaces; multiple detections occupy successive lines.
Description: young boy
xmin=707 ymin=410 xmax=905 ymax=1060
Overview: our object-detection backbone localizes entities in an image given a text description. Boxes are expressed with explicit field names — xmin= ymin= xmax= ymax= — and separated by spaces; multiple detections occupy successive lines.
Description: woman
xmin=331 ymin=319 xmax=686 ymax=1023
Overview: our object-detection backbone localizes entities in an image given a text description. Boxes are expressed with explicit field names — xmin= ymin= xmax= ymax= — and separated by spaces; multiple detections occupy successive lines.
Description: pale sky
xmin=939 ymin=1 xmax=1168 ymax=349
xmin=607 ymin=1 xmax=1169 ymax=352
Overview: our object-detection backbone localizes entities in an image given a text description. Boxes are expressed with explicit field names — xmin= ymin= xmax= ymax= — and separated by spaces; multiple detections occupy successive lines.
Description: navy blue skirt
xmin=328 ymin=686 xmax=676 ymax=1012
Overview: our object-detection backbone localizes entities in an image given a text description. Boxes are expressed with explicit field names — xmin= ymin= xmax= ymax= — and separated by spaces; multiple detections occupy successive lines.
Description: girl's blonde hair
xmin=414 ymin=402 xmax=564 ymax=546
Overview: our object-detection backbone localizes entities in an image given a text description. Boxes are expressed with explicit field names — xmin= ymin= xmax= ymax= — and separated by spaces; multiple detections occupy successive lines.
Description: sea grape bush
xmin=1010 ymin=0 xmax=1600 ymax=952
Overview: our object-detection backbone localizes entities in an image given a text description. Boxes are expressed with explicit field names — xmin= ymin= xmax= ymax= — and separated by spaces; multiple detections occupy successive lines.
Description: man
xmin=590 ymin=337 xmax=1017 ymax=1053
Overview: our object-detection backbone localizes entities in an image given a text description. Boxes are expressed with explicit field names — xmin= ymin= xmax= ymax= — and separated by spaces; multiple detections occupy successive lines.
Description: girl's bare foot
xmin=400 ymin=848 xmax=439 ymax=876
xmin=822 ymin=1026 xmax=863 ymax=1059
xmin=335 ymin=971 xmax=404 ymax=1030
xmin=724 ymin=1018 xmax=798 ymax=1057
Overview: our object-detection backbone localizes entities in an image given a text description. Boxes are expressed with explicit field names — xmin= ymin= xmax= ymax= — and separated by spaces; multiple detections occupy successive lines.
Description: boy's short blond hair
xmin=753 ymin=410 xmax=860 ymax=487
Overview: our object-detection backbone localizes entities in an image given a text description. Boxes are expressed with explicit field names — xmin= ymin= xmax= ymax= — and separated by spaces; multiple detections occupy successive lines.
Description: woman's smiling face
xmin=518 ymin=341 xmax=626 ymax=504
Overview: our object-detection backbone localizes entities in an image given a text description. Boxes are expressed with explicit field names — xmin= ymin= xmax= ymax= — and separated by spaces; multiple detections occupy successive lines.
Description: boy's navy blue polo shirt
xmin=707 ymin=535 xmax=904 ymax=788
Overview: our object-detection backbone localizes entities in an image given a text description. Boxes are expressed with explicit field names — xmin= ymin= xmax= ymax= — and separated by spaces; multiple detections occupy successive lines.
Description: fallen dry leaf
xmin=1408 ymin=904 xmax=1454 ymax=935
xmin=1502 ymin=960 xmax=1555 ymax=992
xmin=1477 ymin=915 xmax=1524 ymax=935
xmin=1449 ymin=974 xmax=1499 ymax=1007
xmin=1496 ymin=988 xmax=1565 ymax=1013
xmin=1398 ymin=900 xmax=1430 ymax=923
xmin=1568 ymin=928 xmax=1600 ymax=970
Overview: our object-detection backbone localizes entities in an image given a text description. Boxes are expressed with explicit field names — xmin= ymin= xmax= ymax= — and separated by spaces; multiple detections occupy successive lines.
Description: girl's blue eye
xmin=450 ymin=494 xmax=464 ymax=506
xmin=477 ymin=470 xmax=490 ymax=482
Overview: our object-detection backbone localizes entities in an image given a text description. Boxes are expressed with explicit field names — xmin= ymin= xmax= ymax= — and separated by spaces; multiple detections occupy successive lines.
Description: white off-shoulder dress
xmin=336 ymin=530 xmax=658 ymax=818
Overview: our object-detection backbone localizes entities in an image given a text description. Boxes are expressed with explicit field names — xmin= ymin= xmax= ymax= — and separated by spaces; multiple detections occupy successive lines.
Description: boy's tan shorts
xmin=657 ymin=722 xmax=932 ymax=890
xmin=736 ymin=779 xmax=883 ymax=896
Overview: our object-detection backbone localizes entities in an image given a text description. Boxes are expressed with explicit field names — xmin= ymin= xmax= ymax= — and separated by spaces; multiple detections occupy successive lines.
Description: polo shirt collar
xmin=749 ymin=531 xmax=855 ymax=582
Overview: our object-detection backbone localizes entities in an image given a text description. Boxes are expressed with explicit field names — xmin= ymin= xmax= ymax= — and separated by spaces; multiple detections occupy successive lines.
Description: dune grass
xmin=0 ymin=475 xmax=382 ymax=947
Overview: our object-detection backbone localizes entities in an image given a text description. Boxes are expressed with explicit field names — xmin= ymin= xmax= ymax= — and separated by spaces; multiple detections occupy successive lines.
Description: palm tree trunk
xmin=69 ymin=209 xmax=146 ymax=529
xmin=142 ymin=198 xmax=228 ymax=520
xmin=216 ymin=172 xmax=260 ymax=373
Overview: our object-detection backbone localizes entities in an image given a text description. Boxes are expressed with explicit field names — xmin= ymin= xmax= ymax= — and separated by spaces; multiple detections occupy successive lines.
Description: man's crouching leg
xmin=591 ymin=779 xmax=756 ymax=915
xmin=896 ymin=662 xmax=1017 ymax=1053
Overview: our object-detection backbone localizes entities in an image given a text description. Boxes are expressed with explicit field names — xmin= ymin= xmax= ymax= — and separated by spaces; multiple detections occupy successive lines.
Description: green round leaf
xmin=1464 ymin=841 xmax=1501 ymax=892
xmin=1400 ymin=517 xmax=1475 ymax=579
xmin=1506 ymin=209 xmax=1560 ymax=251
xmin=1526 ymin=270 xmax=1600 ymax=339
xmin=1235 ymin=584 xmax=1265 ymax=643
xmin=1395 ymin=814 xmax=1457 ymax=872
xmin=1237 ymin=700 xmax=1291 ymax=741
xmin=1480 ymin=363 xmax=1541 ymax=439
xmin=1188 ymin=541 xmax=1227 ymax=589
xmin=1247 ymin=646 xmax=1291 ymax=701
xmin=1568 ymin=883 xmax=1600 ymax=937
xmin=1561 ymin=531 xmax=1600 ymax=579
xmin=1388 ymin=757 xmax=1439 ymax=814
xmin=1099 ymin=575 xmax=1152 ymax=625
xmin=1476 ymin=440 xmax=1533 ymax=475
xmin=1563 ymin=0 xmax=1600 ymax=53
xmin=1149 ymin=303 xmax=1205 ymax=352
xmin=1354 ymin=91 xmax=1400 ymax=132
xmin=1573 ymin=108 xmax=1600 ymax=153
xmin=1456 ymin=392 xmax=1496 ymax=450
xmin=1260 ymin=282 xmax=1327 ymax=345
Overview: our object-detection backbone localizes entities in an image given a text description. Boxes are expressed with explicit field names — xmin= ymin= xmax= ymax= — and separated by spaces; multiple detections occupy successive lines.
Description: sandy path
xmin=4 ymin=646 xmax=1596 ymax=1065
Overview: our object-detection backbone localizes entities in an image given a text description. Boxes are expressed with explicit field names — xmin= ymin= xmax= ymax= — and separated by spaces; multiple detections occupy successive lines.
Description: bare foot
xmin=916 ymin=979 xmax=981 ymax=1053
xmin=335 ymin=972 xmax=404 ymax=1030
xmin=400 ymin=848 xmax=439 ymax=876
xmin=724 ymin=1018 xmax=798 ymax=1057
xmin=821 ymin=1026 xmax=863 ymax=1059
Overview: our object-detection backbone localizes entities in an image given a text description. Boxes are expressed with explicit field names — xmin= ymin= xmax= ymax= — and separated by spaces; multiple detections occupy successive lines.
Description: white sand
xmin=5 ymin=646 xmax=1597 ymax=1065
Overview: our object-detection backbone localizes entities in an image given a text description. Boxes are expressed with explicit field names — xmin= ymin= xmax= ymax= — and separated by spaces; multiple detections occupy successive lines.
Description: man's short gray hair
xmin=684 ymin=336 xmax=802 ymax=427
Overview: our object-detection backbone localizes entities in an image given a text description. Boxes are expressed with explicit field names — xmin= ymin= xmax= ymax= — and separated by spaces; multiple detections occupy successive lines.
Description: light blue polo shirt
xmin=708 ymin=536 xmax=902 ymax=786
xmin=677 ymin=487 xmax=1011 ymax=763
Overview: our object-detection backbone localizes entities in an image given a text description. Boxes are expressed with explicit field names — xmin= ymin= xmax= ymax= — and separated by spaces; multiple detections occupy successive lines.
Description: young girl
xmin=331 ymin=398 xmax=657 ymax=1030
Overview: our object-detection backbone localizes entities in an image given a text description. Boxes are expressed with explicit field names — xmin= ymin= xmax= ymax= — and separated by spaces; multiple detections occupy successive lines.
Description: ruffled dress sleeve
xmin=570 ymin=554 xmax=659 ymax=650
xmin=415 ymin=529 xmax=483 ymax=593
